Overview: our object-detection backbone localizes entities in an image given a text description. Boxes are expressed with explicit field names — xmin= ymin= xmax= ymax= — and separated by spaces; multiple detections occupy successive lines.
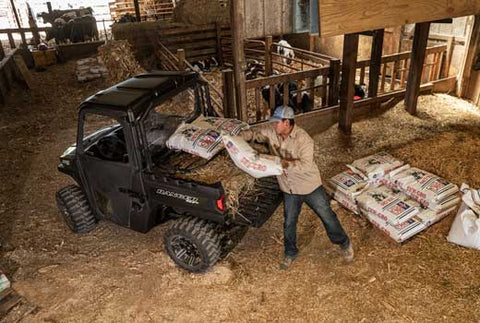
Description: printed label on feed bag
xmin=166 ymin=123 xmax=223 ymax=160
xmin=328 ymin=169 xmax=368 ymax=195
xmin=193 ymin=116 xmax=249 ymax=135
xmin=357 ymin=186 xmax=418 ymax=225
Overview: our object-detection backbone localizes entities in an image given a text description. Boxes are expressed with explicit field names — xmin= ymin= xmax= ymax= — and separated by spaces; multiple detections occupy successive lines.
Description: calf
xmin=261 ymin=82 xmax=312 ymax=114
xmin=277 ymin=40 xmax=295 ymax=65
xmin=191 ymin=57 xmax=219 ymax=73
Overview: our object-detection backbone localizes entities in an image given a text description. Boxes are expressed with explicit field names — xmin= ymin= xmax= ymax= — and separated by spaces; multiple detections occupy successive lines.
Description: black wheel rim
xmin=170 ymin=235 xmax=202 ymax=268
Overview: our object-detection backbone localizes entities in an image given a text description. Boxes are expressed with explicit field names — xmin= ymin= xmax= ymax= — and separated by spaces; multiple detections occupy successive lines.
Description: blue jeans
xmin=283 ymin=186 xmax=350 ymax=257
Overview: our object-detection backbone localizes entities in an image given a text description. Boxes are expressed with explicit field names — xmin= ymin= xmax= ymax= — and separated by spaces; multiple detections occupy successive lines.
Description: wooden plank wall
xmin=319 ymin=0 xmax=480 ymax=37
xmin=244 ymin=0 xmax=293 ymax=38
xmin=112 ymin=21 xmax=231 ymax=65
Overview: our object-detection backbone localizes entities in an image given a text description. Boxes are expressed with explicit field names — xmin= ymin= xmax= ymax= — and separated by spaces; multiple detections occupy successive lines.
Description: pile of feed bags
xmin=223 ymin=135 xmax=282 ymax=178
xmin=328 ymin=152 xmax=460 ymax=243
xmin=75 ymin=57 xmax=108 ymax=82
xmin=447 ymin=184 xmax=480 ymax=250
xmin=166 ymin=117 xmax=249 ymax=160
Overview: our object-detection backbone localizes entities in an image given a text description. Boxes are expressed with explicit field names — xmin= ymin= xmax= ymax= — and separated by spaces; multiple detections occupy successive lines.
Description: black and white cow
xmin=277 ymin=40 xmax=295 ymax=65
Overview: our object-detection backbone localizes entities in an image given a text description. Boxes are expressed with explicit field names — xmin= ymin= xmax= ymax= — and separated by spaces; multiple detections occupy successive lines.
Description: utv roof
xmin=79 ymin=71 xmax=199 ymax=117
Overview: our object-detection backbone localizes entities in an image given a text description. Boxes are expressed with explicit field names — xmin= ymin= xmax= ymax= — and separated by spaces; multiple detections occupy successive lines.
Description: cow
xmin=277 ymin=40 xmax=295 ymax=65
xmin=46 ymin=15 xmax=98 ymax=44
xmin=191 ymin=57 xmax=219 ymax=73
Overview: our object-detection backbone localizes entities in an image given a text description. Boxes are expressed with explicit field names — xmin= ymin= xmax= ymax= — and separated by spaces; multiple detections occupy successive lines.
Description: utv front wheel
xmin=56 ymin=185 xmax=96 ymax=234
xmin=164 ymin=216 xmax=221 ymax=273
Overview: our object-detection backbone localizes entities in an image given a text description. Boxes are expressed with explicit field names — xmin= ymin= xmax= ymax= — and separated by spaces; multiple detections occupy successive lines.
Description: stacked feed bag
xmin=326 ymin=169 xmax=369 ymax=214
xmin=223 ymin=135 xmax=282 ymax=178
xmin=447 ymin=184 xmax=480 ymax=250
xmin=75 ymin=57 xmax=108 ymax=82
xmin=384 ymin=167 xmax=460 ymax=213
xmin=350 ymin=152 xmax=404 ymax=187
xmin=367 ymin=213 xmax=427 ymax=243
xmin=356 ymin=186 xmax=418 ymax=226
xmin=166 ymin=123 xmax=223 ymax=160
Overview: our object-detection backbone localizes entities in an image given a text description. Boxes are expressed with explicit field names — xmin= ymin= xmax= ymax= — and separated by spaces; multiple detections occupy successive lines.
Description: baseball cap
xmin=268 ymin=105 xmax=295 ymax=122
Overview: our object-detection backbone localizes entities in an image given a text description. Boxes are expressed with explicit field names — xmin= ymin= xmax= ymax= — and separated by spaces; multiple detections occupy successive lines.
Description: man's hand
xmin=281 ymin=158 xmax=296 ymax=169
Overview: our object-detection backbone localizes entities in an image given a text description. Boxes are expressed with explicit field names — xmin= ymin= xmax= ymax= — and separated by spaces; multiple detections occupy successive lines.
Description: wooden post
xmin=339 ymin=33 xmax=359 ymax=134
xmin=231 ymin=0 xmax=248 ymax=121
xmin=309 ymin=34 xmax=316 ymax=52
xmin=405 ymin=22 xmax=430 ymax=115
xmin=7 ymin=32 xmax=15 ymax=49
xmin=215 ymin=22 xmax=224 ymax=66
xmin=222 ymin=69 xmax=236 ymax=118
xmin=328 ymin=58 xmax=340 ymax=106
xmin=133 ymin=0 xmax=141 ymax=22
xmin=177 ymin=49 xmax=185 ymax=70
xmin=391 ymin=60 xmax=399 ymax=91
xmin=9 ymin=0 xmax=26 ymax=45
xmin=443 ymin=36 xmax=454 ymax=78
xmin=458 ymin=15 xmax=480 ymax=98
xmin=0 ymin=42 xmax=5 ymax=60
xmin=47 ymin=2 xmax=52 ymax=13
xmin=368 ymin=29 xmax=384 ymax=98
xmin=27 ymin=4 xmax=40 ymax=45
xmin=265 ymin=36 xmax=273 ymax=76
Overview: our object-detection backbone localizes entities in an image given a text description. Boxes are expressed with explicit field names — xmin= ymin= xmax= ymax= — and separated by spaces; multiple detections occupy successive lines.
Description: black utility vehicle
xmin=56 ymin=71 xmax=282 ymax=272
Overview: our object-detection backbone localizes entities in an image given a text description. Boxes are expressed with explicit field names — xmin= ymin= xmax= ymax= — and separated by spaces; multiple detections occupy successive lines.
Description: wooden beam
xmin=368 ymin=29 xmax=384 ymax=98
xmin=405 ymin=22 xmax=431 ymax=115
xmin=231 ymin=0 xmax=248 ymax=121
xmin=339 ymin=33 xmax=359 ymax=134
xmin=318 ymin=0 xmax=480 ymax=38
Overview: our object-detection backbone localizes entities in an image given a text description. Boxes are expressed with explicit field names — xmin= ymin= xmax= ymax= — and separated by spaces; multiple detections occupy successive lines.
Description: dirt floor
xmin=1 ymin=61 xmax=480 ymax=322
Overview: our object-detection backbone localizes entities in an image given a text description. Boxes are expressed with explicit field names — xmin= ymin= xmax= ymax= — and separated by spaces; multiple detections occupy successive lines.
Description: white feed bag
xmin=331 ymin=190 xmax=360 ymax=214
xmin=357 ymin=186 xmax=418 ymax=226
xmin=366 ymin=213 xmax=426 ymax=243
xmin=327 ymin=169 xmax=368 ymax=197
xmin=447 ymin=184 xmax=480 ymax=250
xmin=350 ymin=152 xmax=404 ymax=185
xmin=192 ymin=116 xmax=249 ymax=135
xmin=166 ymin=123 xmax=223 ymax=160
xmin=389 ymin=167 xmax=459 ymax=210
xmin=223 ymin=135 xmax=282 ymax=178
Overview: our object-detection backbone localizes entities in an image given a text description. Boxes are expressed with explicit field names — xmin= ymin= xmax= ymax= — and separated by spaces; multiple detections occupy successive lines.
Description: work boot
xmin=280 ymin=255 xmax=296 ymax=270
xmin=341 ymin=242 xmax=354 ymax=264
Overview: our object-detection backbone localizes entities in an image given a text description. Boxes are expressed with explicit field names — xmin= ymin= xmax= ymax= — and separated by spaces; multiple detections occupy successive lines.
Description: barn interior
xmin=1 ymin=0 xmax=480 ymax=321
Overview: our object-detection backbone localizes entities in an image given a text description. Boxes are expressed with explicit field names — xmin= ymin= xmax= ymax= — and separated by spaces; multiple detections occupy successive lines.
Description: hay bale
xmin=98 ymin=40 xmax=146 ymax=84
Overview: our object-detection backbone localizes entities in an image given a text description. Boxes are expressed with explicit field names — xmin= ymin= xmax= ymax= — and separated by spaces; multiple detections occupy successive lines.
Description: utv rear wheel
xmin=164 ymin=216 xmax=221 ymax=273
xmin=56 ymin=185 xmax=96 ymax=234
